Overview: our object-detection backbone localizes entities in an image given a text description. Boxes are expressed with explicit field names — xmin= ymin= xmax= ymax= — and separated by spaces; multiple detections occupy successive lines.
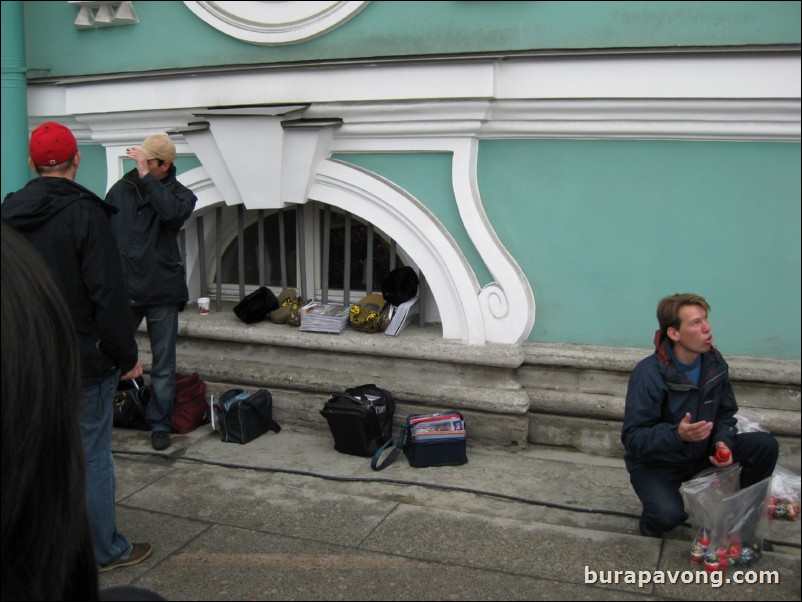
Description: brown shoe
xmin=98 ymin=542 xmax=153 ymax=573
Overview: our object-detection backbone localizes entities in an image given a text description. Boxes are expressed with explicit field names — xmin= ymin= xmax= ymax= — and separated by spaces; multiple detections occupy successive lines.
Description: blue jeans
xmin=82 ymin=371 xmax=132 ymax=566
xmin=131 ymin=304 xmax=178 ymax=432
xmin=630 ymin=431 xmax=779 ymax=533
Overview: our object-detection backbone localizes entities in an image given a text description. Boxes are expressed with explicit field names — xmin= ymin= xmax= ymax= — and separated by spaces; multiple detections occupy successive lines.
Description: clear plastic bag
xmin=768 ymin=466 xmax=801 ymax=521
xmin=682 ymin=468 xmax=771 ymax=570
xmin=735 ymin=409 xmax=769 ymax=433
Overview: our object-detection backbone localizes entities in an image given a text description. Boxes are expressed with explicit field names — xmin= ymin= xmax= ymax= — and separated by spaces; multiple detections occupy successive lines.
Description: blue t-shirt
xmin=678 ymin=355 xmax=702 ymax=387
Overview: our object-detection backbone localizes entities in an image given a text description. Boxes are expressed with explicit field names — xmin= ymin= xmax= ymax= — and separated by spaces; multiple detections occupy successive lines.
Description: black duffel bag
xmin=233 ymin=287 xmax=280 ymax=324
xmin=113 ymin=384 xmax=150 ymax=430
xmin=320 ymin=384 xmax=395 ymax=456
xmin=213 ymin=389 xmax=281 ymax=444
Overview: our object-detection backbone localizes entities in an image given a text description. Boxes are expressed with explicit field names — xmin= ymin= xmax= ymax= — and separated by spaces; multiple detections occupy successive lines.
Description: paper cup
xmin=198 ymin=297 xmax=211 ymax=314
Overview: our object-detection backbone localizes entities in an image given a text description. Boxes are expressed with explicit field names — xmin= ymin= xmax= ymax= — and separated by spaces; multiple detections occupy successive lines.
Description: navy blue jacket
xmin=2 ymin=177 xmax=139 ymax=384
xmin=105 ymin=166 xmax=196 ymax=308
xmin=621 ymin=331 xmax=738 ymax=472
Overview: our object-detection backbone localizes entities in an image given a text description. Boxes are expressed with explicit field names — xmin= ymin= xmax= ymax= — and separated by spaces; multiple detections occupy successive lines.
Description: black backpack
xmin=233 ymin=287 xmax=280 ymax=324
xmin=320 ymin=384 xmax=395 ymax=456
xmin=381 ymin=266 xmax=419 ymax=307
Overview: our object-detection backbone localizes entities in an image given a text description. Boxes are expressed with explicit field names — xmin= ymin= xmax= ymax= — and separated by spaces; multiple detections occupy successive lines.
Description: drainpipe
xmin=1 ymin=1 xmax=30 ymax=199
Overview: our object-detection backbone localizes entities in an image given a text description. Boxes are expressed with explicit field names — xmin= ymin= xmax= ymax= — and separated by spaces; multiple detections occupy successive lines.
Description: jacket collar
xmin=653 ymin=328 xmax=724 ymax=387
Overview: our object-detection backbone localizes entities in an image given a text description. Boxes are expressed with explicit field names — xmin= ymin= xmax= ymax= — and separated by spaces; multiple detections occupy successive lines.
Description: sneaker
xmin=98 ymin=542 xmax=153 ymax=573
xmin=639 ymin=519 xmax=663 ymax=539
xmin=151 ymin=431 xmax=171 ymax=451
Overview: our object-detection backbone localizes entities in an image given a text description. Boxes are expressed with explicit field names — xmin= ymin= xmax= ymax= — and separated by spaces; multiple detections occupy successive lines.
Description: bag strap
xmin=370 ymin=425 xmax=407 ymax=471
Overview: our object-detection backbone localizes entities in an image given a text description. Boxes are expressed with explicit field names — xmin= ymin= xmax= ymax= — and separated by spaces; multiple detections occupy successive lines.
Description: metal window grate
xmin=191 ymin=203 xmax=424 ymax=323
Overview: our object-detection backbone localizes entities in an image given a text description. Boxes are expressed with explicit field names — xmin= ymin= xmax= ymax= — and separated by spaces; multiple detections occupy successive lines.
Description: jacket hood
xmin=2 ymin=177 xmax=112 ymax=230
xmin=653 ymin=329 xmax=671 ymax=365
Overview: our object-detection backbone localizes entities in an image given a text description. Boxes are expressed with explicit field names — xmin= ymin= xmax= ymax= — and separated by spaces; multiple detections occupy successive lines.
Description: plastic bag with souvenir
xmin=682 ymin=466 xmax=739 ymax=569
xmin=768 ymin=466 xmax=801 ymax=521
xmin=683 ymin=471 xmax=772 ymax=571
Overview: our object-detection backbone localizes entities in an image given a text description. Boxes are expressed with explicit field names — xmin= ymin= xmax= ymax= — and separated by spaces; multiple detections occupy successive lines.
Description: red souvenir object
xmin=703 ymin=554 xmax=721 ymax=573
xmin=714 ymin=447 xmax=731 ymax=463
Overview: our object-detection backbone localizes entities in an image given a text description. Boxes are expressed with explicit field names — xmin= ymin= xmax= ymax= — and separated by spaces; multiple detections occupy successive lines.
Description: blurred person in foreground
xmin=1 ymin=223 xmax=165 ymax=600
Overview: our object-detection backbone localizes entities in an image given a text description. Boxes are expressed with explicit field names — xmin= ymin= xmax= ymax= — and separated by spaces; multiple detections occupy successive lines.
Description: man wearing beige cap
xmin=106 ymin=134 xmax=197 ymax=451
xmin=2 ymin=122 xmax=151 ymax=572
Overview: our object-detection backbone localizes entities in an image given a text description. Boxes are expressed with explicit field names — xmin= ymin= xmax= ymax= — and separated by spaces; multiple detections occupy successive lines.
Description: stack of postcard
xmin=409 ymin=412 xmax=465 ymax=442
xmin=384 ymin=296 xmax=419 ymax=336
xmin=299 ymin=302 xmax=350 ymax=333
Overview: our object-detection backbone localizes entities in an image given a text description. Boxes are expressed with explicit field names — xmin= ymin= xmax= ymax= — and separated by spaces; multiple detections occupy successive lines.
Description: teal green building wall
xmin=1 ymin=1 xmax=29 ymax=197
xmin=74 ymin=144 xmax=107 ymax=195
xmin=478 ymin=139 xmax=801 ymax=358
xmin=23 ymin=1 xmax=801 ymax=79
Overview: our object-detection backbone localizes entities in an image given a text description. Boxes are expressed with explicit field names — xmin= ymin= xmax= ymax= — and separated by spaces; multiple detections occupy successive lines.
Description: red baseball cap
xmin=29 ymin=122 xmax=78 ymax=167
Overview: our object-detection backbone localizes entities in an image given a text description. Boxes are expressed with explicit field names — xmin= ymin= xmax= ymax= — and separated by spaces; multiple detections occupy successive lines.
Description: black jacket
xmin=621 ymin=330 xmax=738 ymax=472
xmin=2 ymin=177 xmax=138 ymax=384
xmin=105 ymin=166 xmax=196 ymax=307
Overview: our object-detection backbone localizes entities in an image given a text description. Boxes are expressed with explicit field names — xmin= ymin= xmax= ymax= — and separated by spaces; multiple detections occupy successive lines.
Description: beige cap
xmin=138 ymin=134 xmax=176 ymax=163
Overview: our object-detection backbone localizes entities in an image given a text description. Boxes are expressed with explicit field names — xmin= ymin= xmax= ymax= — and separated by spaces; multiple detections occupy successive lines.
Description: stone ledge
xmin=529 ymin=412 xmax=801 ymax=474
xmin=175 ymin=304 xmax=524 ymax=368
xmin=526 ymin=390 xmax=800 ymax=436
xmin=524 ymin=342 xmax=801 ymax=385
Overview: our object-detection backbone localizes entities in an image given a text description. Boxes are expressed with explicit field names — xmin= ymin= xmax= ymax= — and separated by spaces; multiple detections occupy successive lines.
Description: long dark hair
xmin=1 ymin=221 xmax=99 ymax=600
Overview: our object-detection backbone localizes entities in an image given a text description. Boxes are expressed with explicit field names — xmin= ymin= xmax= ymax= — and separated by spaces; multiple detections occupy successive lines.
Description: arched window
xmin=204 ymin=202 xmax=404 ymax=306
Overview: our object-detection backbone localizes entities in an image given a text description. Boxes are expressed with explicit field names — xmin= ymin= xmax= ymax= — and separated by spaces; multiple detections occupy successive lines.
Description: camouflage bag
xmin=269 ymin=289 xmax=299 ymax=324
xmin=349 ymin=294 xmax=389 ymax=333
xmin=287 ymin=297 xmax=311 ymax=327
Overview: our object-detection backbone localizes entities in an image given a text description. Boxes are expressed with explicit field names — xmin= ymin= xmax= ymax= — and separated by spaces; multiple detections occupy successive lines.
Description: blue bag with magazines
xmin=371 ymin=411 xmax=467 ymax=470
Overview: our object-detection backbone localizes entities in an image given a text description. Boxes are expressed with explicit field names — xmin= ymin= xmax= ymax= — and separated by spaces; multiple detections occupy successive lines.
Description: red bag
xmin=172 ymin=372 xmax=209 ymax=434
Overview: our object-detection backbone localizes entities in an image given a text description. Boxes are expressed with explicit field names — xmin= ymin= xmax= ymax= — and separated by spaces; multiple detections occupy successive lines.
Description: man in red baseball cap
xmin=2 ymin=122 xmax=152 ymax=572
xmin=28 ymin=121 xmax=79 ymax=167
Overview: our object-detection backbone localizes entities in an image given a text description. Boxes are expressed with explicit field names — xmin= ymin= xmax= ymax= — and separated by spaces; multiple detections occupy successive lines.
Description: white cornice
xmin=29 ymin=53 xmax=800 ymax=142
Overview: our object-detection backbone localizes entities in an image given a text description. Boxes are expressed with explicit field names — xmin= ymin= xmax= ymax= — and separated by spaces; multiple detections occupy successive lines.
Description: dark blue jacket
xmin=621 ymin=331 xmax=738 ymax=472
xmin=105 ymin=166 xmax=196 ymax=308
xmin=2 ymin=177 xmax=139 ymax=384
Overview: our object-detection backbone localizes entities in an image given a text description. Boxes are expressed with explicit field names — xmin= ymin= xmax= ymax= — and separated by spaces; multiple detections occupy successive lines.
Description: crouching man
xmin=621 ymin=293 xmax=778 ymax=537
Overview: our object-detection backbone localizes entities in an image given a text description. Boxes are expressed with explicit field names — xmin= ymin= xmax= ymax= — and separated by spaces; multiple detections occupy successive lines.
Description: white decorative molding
xmin=330 ymin=136 xmax=536 ymax=344
xmin=48 ymin=54 xmax=800 ymax=141
xmin=497 ymin=54 xmax=801 ymax=100
xmin=455 ymin=138 xmax=535 ymax=344
xmin=183 ymin=1 xmax=369 ymax=45
xmin=70 ymin=1 xmax=138 ymax=29
xmin=310 ymin=159 xmax=486 ymax=343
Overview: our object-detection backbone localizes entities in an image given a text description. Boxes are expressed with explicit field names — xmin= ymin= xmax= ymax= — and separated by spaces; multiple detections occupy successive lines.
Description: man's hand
xmin=710 ymin=442 xmax=733 ymax=467
xmin=126 ymin=147 xmax=151 ymax=180
xmin=677 ymin=412 xmax=713 ymax=442
xmin=120 ymin=359 xmax=143 ymax=382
